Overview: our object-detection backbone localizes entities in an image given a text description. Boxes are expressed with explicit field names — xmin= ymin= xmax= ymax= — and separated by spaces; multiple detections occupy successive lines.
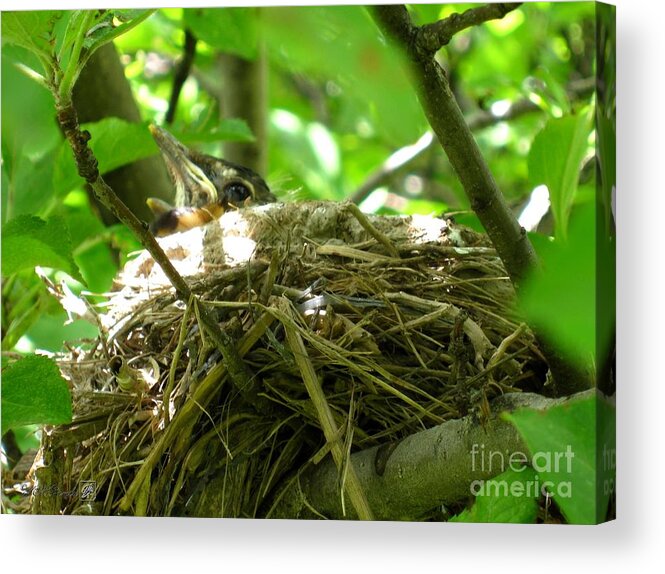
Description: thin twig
xmin=417 ymin=3 xmax=523 ymax=54
xmin=55 ymin=102 xmax=252 ymax=395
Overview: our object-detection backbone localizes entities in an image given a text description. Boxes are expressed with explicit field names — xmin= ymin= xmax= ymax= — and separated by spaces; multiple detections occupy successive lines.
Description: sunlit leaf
xmin=12 ymin=424 xmax=42 ymax=453
xmin=528 ymin=110 xmax=592 ymax=240
xmin=75 ymin=240 xmax=117 ymax=294
xmin=401 ymin=198 xmax=448 ymax=216
xmin=1 ymin=354 xmax=72 ymax=435
xmin=1 ymin=49 xmax=61 ymax=162
xmin=81 ymin=9 xmax=156 ymax=62
xmin=596 ymin=111 xmax=616 ymax=233
xmin=1 ymin=11 xmax=59 ymax=59
xmin=175 ymin=119 xmax=256 ymax=145
xmin=86 ymin=118 xmax=158 ymax=173
xmin=66 ymin=207 xmax=118 ymax=293
xmin=270 ymin=109 xmax=345 ymax=200
xmin=263 ymin=6 xmax=426 ymax=143
xmin=408 ymin=4 xmax=444 ymax=26
xmin=5 ymin=149 xmax=59 ymax=219
xmin=24 ymin=311 xmax=99 ymax=353
xmin=53 ymin=118 xmax=159 ymax=196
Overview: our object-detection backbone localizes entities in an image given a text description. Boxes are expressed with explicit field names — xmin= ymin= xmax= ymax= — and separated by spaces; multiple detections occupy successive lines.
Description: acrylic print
xmin=1 ymin=2 xmax=615 ymax=523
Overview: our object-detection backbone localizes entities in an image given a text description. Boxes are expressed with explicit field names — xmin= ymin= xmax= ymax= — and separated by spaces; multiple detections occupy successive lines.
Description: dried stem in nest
xmin=39 ymin=203 xmax=550 ymax=518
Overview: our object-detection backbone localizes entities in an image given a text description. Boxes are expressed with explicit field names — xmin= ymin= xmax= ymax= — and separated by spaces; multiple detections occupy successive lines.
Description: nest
xmin=33 ymin=201 xmax=546 ymax=518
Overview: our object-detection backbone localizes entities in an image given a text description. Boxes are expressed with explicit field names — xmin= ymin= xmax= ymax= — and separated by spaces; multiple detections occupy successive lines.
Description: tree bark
xmin=217 ymin=45 xmax=268 ymax=175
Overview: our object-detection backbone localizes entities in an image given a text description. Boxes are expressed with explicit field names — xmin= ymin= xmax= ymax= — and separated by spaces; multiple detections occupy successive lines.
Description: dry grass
xmin=37 ymin=202 xmax=545 ymax=518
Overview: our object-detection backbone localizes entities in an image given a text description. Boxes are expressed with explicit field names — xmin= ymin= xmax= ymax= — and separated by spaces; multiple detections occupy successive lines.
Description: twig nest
xmin=36 ymin=201 xmax=543 ymax=517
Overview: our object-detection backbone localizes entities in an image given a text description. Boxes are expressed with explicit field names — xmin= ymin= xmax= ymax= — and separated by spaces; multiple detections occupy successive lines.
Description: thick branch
xmin=371 ymin=5 xmax=536 ymax=286
xmin=369 ymin=5 xmax=591 ymax=395
xmin=272 ymin=389 xmax=595 ymax=520
xmin=417 ymin=3 xmax=523 ymax=53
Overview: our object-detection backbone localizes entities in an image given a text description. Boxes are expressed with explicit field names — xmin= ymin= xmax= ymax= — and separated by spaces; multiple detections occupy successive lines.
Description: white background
xmin=1 ymin=0 xmax=662 ymax=572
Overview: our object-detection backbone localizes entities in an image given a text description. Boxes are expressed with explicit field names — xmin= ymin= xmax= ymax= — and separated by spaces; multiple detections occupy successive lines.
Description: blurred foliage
xmin=1 ymin=4 xmax=613 ymax=466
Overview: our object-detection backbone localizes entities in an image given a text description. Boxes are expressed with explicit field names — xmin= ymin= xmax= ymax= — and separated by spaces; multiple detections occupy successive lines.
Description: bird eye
xmin=223 ymin=182 xmax=252 ymax=204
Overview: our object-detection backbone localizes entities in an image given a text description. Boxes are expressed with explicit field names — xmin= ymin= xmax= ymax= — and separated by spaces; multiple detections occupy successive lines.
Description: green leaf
xmin=270 ymin=110 xmax=345 ymax=201
xmin=183 ymin=7 xmax=258 ymax=60
xmin=596 ymin=111 xmax=616 ymax=233
xmin=0 ymin=273 xmax=54 ymax=352
xmin=6 ymin=149 xmax=61 ymax=219
xmin=504 ymin=393 xmax=615 ymax=524
xmin=53 ymin=118 xmax=159 ymax=196
xmin=451 ymin=467 xmax=539 ymax=524
xmin=56 ymin=10 xmax=87 ymax=64
xmin=1 ymin=11 xmax=59 ymax=59
xmin=81 ymin=9 xmax=156 ymax=62
xmin=1 ymin=49 xmax=61 ymax=162
xmin=527 ymin=66 xmax=572 ymax=116
xmin=409 ymin=4 xmax=444 ymax=26
xmin=528 ymin=111 xmax=592 ymax=240
xmin=519 ymin=204 xmax=613 ymax=367
xmin=86 ymin=118 xmax=158 ymax=174
xmin=2 ymin=47 xmax=62 ymax=221
xmin=401 ymin=198 xmax=448 ymax=216
xmin=1 ymin=215 xmax=84 ymax=284
xmin=12 ymin=424 xmax=42 ymax=453
xmin=75 ymin=240 xmax=117 ymax=294
xmin=1 ymin=354 xmax=72 ymax=435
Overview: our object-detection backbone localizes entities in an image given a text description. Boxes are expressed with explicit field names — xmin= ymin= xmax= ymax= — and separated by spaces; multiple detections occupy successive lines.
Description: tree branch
xmin=165 ymin=28 xmax=197 ymax=125
xmin=369 ymin=5 xmax=591 ymax=395
xmin=272 ymin=389 xmax=595 ymax=520
xmin=55 ymin=102 xmax=253 ymax=398
xmin=371 ymin=5 xmax=536 ymax=285
xmin=417 ymin=3 xmax=523 ymax=53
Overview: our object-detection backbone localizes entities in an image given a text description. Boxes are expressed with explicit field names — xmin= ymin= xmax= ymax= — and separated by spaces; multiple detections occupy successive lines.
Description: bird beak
xmin=149 ymin=124 xmax=217 ymax=207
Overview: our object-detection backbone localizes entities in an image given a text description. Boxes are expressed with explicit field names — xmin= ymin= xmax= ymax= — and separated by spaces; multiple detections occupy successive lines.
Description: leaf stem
xmin=58 ymin=10 xmax=95 ymax=105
